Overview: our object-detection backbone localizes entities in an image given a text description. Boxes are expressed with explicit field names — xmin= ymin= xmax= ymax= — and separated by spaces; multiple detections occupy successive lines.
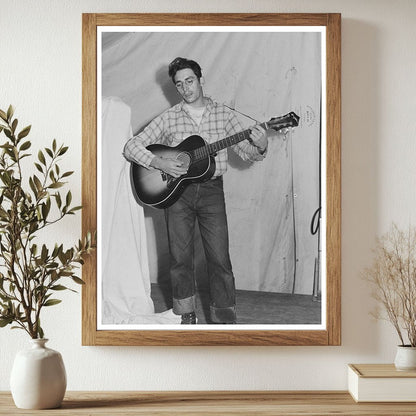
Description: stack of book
xmin=348 ymin=364 xmax=416 ymax=402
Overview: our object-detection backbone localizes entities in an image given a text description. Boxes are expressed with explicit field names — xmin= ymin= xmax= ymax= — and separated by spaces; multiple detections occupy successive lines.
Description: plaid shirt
xmin=123 ymin=98 xmax=265 ymax=177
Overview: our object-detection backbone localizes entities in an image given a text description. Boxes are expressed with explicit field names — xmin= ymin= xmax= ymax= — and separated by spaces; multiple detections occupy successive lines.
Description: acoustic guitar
xmin=131 ymin=111 xmax=300 ymax=208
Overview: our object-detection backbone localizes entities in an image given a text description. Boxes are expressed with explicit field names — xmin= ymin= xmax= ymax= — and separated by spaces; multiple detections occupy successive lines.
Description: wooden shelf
xmin=2 ymin=391 xmax=416 ymax=415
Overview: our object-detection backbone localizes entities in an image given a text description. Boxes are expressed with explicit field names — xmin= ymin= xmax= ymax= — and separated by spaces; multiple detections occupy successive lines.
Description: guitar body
xmin=131 ymin=135 xmax=216 ymax=208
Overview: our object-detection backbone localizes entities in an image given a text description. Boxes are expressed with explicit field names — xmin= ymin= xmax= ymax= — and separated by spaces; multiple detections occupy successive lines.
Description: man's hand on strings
xmin=249 ymin=125 xmax=268 ymax=154
xmin=151 ymin=156 xmax=188 ymax=178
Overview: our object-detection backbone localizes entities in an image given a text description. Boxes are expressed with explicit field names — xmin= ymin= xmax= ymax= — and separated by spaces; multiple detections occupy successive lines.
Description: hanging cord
xmin=311 ymin=97 xmax=323 ymax=300
xmin=311 ymin=97 xmax=323 ymax=237
xmin=223 ymin=104 xmax=261 ymax=124
xmin=286 ymin=132 xmax=298 ymax=295
xmin=310 ymin=207 xmax=321 ymax=235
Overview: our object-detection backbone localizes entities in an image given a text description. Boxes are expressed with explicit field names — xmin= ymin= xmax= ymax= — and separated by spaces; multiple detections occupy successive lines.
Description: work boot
xmin=181 ymin=312 xmax=197 ymax=324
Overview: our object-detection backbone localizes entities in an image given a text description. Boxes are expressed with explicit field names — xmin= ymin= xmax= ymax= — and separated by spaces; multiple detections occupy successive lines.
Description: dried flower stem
xmin=363 ymin=223 xmax=416 ymax=347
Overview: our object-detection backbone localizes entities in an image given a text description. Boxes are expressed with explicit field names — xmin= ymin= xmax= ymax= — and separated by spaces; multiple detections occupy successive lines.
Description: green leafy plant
xmin=363 ymin=223 xmax=416 ymax=347
xmin=0 ymin=105 xmax=94 ymax=339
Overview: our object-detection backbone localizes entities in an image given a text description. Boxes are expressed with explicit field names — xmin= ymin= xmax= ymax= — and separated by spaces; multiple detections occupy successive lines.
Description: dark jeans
xmin=165 ymin=177 xmax=236 ymax=323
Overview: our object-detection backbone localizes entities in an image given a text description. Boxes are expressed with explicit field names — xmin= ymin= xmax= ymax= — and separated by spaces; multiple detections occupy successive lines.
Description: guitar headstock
xmin=267 ymin=112 xmax=300 ymax=132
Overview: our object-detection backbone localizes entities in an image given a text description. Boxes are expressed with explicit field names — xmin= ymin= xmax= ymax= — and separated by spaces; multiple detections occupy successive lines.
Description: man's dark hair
xmin=168 ymin=57 xmax=202 ymax=83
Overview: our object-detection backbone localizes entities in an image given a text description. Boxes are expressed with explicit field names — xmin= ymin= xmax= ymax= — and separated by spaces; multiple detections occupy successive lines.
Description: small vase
xmin=394 ymin=345 xmax=416 ymax=371
xmin=10 ymin=338 xmax=67 ymax=409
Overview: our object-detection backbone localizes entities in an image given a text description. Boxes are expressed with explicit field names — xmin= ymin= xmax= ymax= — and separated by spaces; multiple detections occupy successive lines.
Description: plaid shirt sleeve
xmin=225 ymin=111 xmax=267 ymax=162
xmin=123 ymin=115 xmax=165 ymax=168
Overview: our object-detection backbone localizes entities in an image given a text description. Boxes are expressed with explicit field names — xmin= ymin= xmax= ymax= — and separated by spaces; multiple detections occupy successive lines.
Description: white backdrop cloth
xmin=101 ymin=30 xmax=322 ymax=297
xmin=101 ymin=97 xmax=180 ymax=324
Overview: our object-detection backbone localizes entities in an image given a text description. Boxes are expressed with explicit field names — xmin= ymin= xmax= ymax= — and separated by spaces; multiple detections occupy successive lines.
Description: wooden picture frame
xmin=82 ymin=13 xmax=341 ymax=346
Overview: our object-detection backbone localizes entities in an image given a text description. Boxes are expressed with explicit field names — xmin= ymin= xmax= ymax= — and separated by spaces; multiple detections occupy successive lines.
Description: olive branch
xmin=0 ymin=105 xmax=95 ymax=338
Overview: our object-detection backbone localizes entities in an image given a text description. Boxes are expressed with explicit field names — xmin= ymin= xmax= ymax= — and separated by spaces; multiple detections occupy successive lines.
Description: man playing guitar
xmin=123 ymin=57 xmax=273 ymax=325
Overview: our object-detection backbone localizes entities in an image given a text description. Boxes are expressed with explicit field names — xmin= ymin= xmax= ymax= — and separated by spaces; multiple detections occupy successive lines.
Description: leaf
xmin=43 ymin=299 xmax=62 ymax=307
xmin=50 ymin=284 xmax=68 ymax=291
xmin=51 ymin=244 xmax=59 ymax=258
xmin=19 ymin=140 xmax=31 ymax=151
xmin=0 ymin=109 xmax=7 ymax=121
xmin=34 ymin=162 xmax=43 ymax=173
xmin=65 ymin=191 xmax=72 ymax=207
xmin=61 ymin=171 xmax=74 ymax=178
xmin=48 ymin=182 xmax=64 ymax=189
xmin=17 ymin=125 xmax=31 ymax=140
xmin=55 ymin=192 xmax=62 ymax=208
xmin=29 ymin=177 xmax=38 ymax=197
xmin=58 ymin=250 xmax=67 ymax=264
xmin=0 ymin=317 xmax=13 ymax=327
xmin=52 ymin=139 xmax=57 ymax=152
xmin=41 ymin=244 xmax=48 ymax=262
xmin=57 ymin=245 xmax=64 ymax=257
xmin=31 ymin=244 xmax=38 ymax=256
xmin=4 ymin=129 xmax=12 ymax=140
xmin=38 ymin=325 xmax=44 ymax=339
xmin=45 ymin=147 xmax=53 ymax=158
xmin=50 ymin=270 xmax=58 ymax=281
xmin=58 ymin=146 xmax=68 ymax=156
xmin=33 ymin=175 xmax=43 ymax=192
xmin=68 ymin=206 xmax=82 ymax=214
xmin=29 ymin=222 xmax=39 ymax=234
xmin=11 ymin=118 xmax=18 ymax=133
xmin=41 ymin=202 xmax=50 ymax=220
xmin=71 ymin=276 xmax=85 ymax=285
xmin=6 ymin=105 xmax=14 ymax=122
xmin=38 ymin=150 xmax=46 ymax=165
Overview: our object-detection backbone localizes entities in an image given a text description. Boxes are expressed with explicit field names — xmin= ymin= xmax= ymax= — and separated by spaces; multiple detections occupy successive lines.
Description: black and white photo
xmin=81 ymin=13 xmax=341 ymax=346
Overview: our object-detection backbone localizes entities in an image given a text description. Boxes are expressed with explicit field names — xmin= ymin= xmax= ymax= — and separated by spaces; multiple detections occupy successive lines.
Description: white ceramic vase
xmin=394 ymin=345 xmax=416 ymax=371
xmin=10 ymin=338 xmax=67 ymax=409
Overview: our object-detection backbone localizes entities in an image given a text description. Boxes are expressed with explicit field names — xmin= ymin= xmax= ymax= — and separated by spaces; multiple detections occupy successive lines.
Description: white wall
xmin=1 ymin=0 xmax=415 ymax=391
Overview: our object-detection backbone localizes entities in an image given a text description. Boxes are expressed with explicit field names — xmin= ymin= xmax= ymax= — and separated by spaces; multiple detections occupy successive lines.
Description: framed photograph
xmin=82 ymin=13 xmax=341 ymax=346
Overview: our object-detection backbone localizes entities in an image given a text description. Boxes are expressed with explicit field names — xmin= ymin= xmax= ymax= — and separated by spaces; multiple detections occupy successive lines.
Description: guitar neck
xmin=190 ymin=111 xmax=299 ymax=162
xmin=205 ymin=121 xmax=269 ymax=156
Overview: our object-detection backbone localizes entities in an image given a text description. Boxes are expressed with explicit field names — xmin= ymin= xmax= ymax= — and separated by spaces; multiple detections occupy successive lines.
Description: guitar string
xmin=191 ymin=128 xmax=261 ymax=163
xmin=189 ymin=116 xmax=291 ymax=163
